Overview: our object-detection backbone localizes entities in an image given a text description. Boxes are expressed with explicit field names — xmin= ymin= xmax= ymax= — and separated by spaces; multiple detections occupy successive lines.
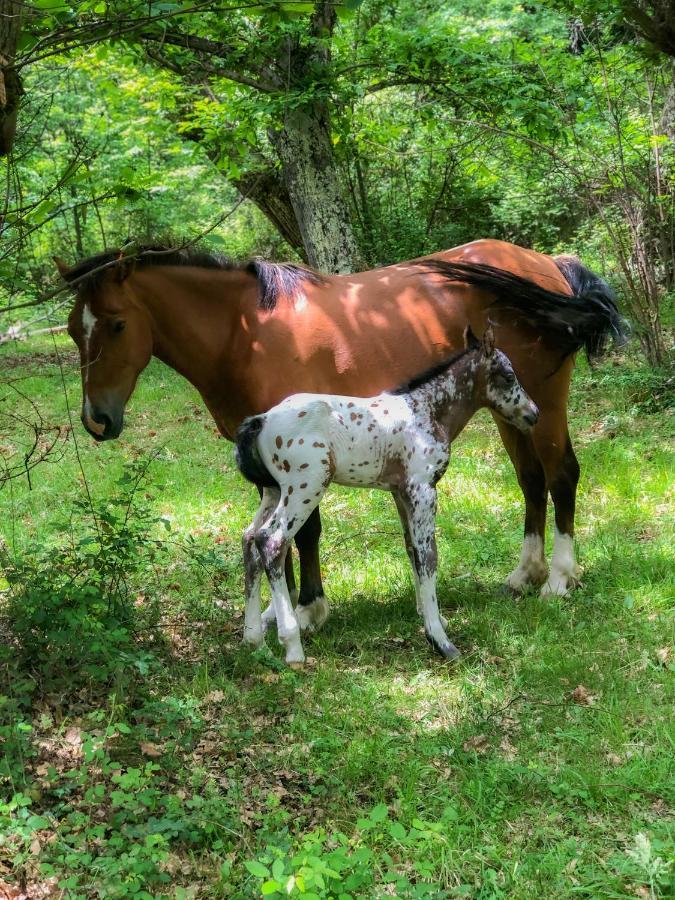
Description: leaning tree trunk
xmin=233 ymin=166 xmax=307 ymax=260
xmin=270 ymin=102 xmax=362 ymax=274
xmin=0 ymin=0 xmax=23 ymax=156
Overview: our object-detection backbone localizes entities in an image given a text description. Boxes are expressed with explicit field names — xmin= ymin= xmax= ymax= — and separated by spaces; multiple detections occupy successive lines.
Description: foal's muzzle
xmin=523 ymin=404 xmax=539 ymax=429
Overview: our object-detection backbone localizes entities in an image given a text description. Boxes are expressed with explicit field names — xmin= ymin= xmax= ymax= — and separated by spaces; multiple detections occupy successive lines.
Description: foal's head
xmin=468 ymin=326 xmax=539 ymax=432
xmin=59 ymin=256 xmax=153 ymax=441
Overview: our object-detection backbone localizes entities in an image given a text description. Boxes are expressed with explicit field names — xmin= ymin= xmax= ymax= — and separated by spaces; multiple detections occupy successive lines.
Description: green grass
xmin=0 ymin=335 xmax=673 ymax=899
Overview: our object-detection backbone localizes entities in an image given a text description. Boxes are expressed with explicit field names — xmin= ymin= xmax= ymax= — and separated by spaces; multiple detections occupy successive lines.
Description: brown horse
xmin=57 ymin=239 xmax=625 ymax=628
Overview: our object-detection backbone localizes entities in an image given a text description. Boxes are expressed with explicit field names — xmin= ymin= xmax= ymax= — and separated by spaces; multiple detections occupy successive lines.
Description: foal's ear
xmin=482 ymin=325 xmax=496 ymax=357
xmin=463 ymin=324 xmax=480 ymax=351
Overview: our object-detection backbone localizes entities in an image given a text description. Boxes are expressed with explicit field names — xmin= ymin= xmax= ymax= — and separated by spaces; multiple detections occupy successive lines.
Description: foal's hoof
xmin=425 ymin=630 xmax=461 ymax=661
xmin=288 ymin=661 xmax=305 ymax=671
xmin=242 ymin=631 xmax=265 ymax=649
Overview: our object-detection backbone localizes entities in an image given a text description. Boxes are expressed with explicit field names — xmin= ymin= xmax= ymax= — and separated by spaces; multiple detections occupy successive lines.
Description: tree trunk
xmin=270 ymin=103 xmax=362 ymax=274
xmin=0 ymin=0 xmax=23 ymax=156
xmin=233 ymin=167 xmax=307 ymax=260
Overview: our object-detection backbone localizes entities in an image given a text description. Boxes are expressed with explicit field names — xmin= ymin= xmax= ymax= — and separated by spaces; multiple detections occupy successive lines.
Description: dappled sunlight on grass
xmin=1 ymin=343 xmax=672 ymax=897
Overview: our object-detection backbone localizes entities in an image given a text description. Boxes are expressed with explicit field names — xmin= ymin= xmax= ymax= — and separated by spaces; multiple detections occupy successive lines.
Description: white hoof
xmin=505 ymin=535 xmax=548 ymax=593
xmin=282 ymin=634 xmax=306 ymax=667
xmin=505 ymin=563 xmax=549 ymax=594
xmin=296 ymin=595 xmax=330 ymax=633
xmin=540 ymin=568 xmax=581 ymax=598
xmin=243 ymin=628 xmax=265 ymax=649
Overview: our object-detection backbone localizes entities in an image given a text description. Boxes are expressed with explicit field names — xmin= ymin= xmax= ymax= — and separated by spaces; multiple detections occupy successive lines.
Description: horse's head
xmin=466 ymin=325 xmax=539 ymax=433
xmin=57 ymin=255 xmax=153 ymax=441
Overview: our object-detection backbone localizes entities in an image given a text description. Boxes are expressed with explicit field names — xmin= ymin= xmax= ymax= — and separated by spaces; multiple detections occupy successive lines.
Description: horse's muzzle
xmin=82 ymin=407 xmax=123 ymax=441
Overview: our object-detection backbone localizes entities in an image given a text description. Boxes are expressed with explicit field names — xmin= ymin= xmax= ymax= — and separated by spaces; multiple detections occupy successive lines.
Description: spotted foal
xmin=235 ymin=327 xmax=539 ymax=666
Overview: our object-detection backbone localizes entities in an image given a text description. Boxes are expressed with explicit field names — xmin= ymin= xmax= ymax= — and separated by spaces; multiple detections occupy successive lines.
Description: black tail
xmin=234 ymin=416 xmax=278 ymax=488
xmin=417 ymin=255 xmax=629 ymax=359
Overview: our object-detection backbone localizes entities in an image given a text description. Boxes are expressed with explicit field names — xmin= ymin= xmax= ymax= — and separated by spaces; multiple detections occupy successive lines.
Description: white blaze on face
xmin=81 ymin=303 xmax=104 ymax=434
xmin=82 ymin=304 xmax=97 ymax=356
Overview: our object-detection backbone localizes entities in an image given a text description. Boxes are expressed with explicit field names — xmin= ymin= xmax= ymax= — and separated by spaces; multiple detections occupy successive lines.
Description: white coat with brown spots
xmin=235 ymin=327 xmax=539 ymax=666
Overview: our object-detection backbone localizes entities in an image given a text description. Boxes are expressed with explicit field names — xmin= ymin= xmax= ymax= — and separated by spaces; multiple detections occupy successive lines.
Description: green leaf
xmin=245 ymin=860 xmax=270 ymax=878
xmin=370 ymin=803 xmax=388 ymax=822
xmin=261 ymin=881 xmax=281 ymax=895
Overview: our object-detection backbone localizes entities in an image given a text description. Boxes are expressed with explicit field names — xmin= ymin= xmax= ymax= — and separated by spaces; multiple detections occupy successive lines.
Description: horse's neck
xmin=136 ymin=268 xmax=254 ymax=432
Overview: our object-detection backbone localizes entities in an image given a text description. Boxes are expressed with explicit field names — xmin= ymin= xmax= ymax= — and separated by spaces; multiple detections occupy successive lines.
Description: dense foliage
xmin=0 ymin=0 xmax=673 ymax=360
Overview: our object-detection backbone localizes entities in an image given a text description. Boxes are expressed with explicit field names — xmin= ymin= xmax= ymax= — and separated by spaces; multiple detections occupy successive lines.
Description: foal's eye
xmin=112 ymin=320 xmax=126 ymax=334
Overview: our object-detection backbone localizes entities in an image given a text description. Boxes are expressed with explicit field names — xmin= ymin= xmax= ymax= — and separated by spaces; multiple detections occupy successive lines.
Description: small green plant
xmin=244 ymin=804 xmax=454 ymax=898
xmin=1 ymin=458 xmax=167 ymax=678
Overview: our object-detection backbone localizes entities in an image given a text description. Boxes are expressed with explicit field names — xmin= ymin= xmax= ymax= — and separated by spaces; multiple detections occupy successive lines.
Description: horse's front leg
xmin=397 ymin=484 xmax=459 ymax=660
xmin=537 ymin=431 xmax=582 ymax=597
xmin=493 ymin=417 xmax=549 ymax=593
xmin=294 ymin=507 xmax=330 ymax=633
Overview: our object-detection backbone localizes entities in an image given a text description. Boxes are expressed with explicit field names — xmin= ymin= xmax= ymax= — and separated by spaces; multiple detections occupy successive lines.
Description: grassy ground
xmin=0 ymin=335 xmax=673 ymax=899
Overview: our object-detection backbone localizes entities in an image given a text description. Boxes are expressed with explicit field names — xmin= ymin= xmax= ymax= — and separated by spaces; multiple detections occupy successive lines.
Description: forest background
xmin=0 ymin=1 xmax=673 ymax=898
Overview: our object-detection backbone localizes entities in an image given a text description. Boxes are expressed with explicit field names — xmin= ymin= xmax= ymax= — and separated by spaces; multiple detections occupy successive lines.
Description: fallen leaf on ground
xmin=64 ymin=726 xmax=82 ymax=747
xmin=204 ymin=690 xmax=225 ymax=703
xmin=656 ymin=646 xmax=671 ymax=666
xmin=569 ymin=684 xmax=596 ymax=706
xmin=140 ymin=742 xmax=162 ymax=758
xmin=463 ymin=734 xmax=489 ymax=754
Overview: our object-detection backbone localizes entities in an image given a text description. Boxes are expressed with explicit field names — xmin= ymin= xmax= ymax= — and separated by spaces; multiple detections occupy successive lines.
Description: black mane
xmin=391 ymin=346 xmax=473 ymax=395
xmin=62 ymin=242 xmax=325 ymax=311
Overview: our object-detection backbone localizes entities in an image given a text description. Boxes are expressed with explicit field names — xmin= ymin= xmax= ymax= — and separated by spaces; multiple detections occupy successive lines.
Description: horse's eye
xmin=112 ymin=320 xmax=126 ymax=334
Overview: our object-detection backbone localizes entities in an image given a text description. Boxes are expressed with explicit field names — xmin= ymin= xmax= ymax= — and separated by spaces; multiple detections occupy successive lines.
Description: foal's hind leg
xmin=255 ymin=478 xmax=329 ymax=665
xmin=242 ymin=488 xmax=279 ymax=648
xmin=493 ymin=417 xmax=549 ymax=593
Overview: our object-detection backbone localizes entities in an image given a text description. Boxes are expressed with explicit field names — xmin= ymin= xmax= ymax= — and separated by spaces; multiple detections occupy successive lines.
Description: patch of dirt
xmin=0 ymin=349 xmax=78 ymax=370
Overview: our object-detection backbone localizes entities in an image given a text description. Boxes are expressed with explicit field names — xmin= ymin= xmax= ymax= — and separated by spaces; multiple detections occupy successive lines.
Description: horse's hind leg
xmin=294 ymin=508 xmax=330 ymax=633
xmin=493 ymin=417 xmax=549 ymax=593
xmin=536 ymin=430 xmax=582 ymax=597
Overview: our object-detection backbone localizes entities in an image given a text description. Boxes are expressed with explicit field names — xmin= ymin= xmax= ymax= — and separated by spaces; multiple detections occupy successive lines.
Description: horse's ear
xmin=115 ymin=254 xmax=135 ymax=283
xmin=53 ymin=256 xmax=71 ymax=279
xmin=463 ymin=324 xmax=480 ymax=350
xmin=482 ymin=325 xmax=496 ymax=357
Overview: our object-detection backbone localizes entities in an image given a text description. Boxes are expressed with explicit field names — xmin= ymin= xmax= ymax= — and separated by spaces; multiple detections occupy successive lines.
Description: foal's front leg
xmin=396 ymin=483 xmax=460 ymax=660
xmin=393 ymin=493 xmax=449 ymax=632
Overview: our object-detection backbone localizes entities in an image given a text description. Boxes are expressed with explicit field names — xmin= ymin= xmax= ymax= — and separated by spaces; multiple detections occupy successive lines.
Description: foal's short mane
xmin=62 ymin=242 xmax=325 ymax=311
xmin=391 ymin=346 xmax=473 ymax=395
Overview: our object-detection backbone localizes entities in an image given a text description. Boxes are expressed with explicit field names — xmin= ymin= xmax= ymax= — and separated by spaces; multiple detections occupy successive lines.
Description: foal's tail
xmin=235 ymin=416 xmax=278 ymax=488
xmin=418 ymin=255 xmax=629 ymax=359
